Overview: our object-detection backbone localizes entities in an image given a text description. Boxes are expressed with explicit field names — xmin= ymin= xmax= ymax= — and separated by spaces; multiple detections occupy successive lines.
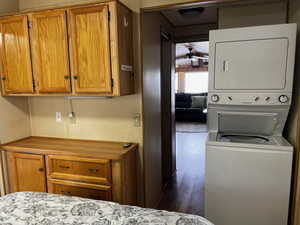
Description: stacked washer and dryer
xmin=205 ymin=24 xmax=297 ymax=225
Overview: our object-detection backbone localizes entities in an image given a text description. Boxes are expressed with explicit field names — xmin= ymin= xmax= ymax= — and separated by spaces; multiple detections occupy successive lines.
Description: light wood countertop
xmin=1 ymin=136 xmax=137 ymax=160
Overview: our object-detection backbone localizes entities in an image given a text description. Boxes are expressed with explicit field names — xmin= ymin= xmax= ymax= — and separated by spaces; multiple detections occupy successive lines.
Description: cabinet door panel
xmin=32 ymin=11 xmax=71 ymax=93
xmin=69 ymin=5 xmax=112 ymax=93
xmin=8 ymin=152 xmax=46 ymax=192
xmin=0 ymin=16 xmax=34 ymax=94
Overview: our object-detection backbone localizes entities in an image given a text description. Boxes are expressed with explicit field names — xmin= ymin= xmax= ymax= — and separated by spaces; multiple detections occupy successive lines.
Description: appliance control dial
xmin=211 ymin=94 xmax=220 ymax=102
xmin=279 ymin=95 xmax=289 ymax=103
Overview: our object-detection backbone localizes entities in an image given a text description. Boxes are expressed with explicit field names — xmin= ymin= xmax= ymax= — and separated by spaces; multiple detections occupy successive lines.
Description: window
xmin=185 ymin=72 xmax=208 ymax=93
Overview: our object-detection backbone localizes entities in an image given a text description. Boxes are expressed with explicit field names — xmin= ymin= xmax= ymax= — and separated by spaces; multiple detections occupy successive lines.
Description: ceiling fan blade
xmin=176 ymin=54 xmax=188 ymax=59
xmin=192 ymin=55 xmax=209 ymax=60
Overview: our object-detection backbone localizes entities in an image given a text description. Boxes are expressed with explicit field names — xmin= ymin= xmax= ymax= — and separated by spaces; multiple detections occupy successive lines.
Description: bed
xmin=0 ymin=192 xmax=213 ymax=225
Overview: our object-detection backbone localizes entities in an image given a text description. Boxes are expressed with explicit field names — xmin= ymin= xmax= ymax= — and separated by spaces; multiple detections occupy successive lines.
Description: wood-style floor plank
xmin=158 ymin=131 xmax=207 ymax=216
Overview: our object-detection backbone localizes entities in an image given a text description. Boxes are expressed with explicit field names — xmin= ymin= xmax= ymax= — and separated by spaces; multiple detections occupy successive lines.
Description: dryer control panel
xmin=208 ymin=93 xmax=292 ymax=105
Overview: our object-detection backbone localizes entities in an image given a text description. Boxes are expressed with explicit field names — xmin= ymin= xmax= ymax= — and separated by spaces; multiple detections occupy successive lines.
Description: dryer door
xmin=214 ymin=38 xmax=288 ymax=90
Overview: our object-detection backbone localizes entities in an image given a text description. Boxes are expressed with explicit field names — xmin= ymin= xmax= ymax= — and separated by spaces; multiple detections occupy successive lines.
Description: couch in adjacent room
xmin=175 ymin=93 xmax=207 ymax=122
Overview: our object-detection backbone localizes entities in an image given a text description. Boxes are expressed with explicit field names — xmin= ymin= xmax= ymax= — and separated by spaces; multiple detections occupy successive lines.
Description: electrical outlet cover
xmin=56 ymin=112 xmax=62 ymax=122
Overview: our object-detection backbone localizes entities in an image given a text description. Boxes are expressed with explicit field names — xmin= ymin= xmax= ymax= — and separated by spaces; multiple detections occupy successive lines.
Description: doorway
xmin=142 ymin=2 xmax=217 ymax=210
xmin=159 ymin=41 xmax=209 ymax=216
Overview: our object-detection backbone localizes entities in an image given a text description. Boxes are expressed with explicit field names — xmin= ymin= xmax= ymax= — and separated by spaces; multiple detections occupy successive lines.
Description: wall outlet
xmin=56 ymin=112 xmax=62 ymax=122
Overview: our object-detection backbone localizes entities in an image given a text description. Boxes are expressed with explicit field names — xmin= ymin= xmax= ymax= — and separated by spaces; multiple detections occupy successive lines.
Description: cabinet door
xmin=0 ymin=16 xmax=34 ymax=94
xmin=69 ymin=5 xmax=112 ymax=94
xmin=32 ymin=11 xmax=71 ymax=93
xmin=8 ymin=152 xmax=47 ymax=192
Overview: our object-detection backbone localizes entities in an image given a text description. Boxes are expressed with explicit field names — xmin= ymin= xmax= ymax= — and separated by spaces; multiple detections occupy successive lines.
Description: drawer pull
xmin=38 ymin=168 xmax=44 ymax=172
xmin=59 ymin=165 xmax=70 ymax=169
xmin=88 ymin=168 xmax=99 ymax=173
xmin=61 ymin=191 xmax=71 ymax=195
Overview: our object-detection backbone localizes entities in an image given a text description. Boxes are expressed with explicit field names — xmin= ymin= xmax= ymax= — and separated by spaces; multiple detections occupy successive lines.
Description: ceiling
xmin=161 ymin=6 xmax=218 ymax=27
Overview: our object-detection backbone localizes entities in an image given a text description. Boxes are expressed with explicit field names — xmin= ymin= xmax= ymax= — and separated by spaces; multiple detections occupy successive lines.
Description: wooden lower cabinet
xmin=7 ymin=152 xmax=47 ymax=192
xmin=4 ymin=137 xmax=137 ymax=205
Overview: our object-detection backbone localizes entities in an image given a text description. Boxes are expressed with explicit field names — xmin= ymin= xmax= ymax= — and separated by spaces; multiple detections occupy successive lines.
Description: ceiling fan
xmin=176 ymin=46 xmax=209 ymax=67
xmin=176 ymin=46 xmax=208 ymax=61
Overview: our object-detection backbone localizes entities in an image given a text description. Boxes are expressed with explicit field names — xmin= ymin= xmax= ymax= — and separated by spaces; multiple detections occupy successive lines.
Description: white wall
xmin=0 ymin=98 xmax=31 ymax=144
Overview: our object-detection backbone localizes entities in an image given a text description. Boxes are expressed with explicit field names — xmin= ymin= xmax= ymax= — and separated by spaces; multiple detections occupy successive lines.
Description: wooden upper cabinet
xmin=0 ymin=1 xmax=134 ymax=96
xmin=8 ymin=152 xmax=47 ymax=192
xmin=32 ymin=10 xmax=71 ymax=93
xmin=69 ymin=5 xmax=112 ymax=94
xmin=0 ymin=15 xmax=34 ymax=94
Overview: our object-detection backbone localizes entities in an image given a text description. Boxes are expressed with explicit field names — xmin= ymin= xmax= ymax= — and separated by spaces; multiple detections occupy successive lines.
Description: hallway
xmin=158 ymin=131 xmax=207 ymax=216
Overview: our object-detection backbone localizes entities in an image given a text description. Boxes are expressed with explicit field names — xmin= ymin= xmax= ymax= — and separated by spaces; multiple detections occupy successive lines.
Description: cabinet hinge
xmin=108 ymin=11 xmax=111 ymax=21
xmin=111 ymin=78 xmax=114 ymax=88
xmin=33 ymin=79 xmax=38 ymax=89
xmin=28 ymin=21 xmax=32 ymax=29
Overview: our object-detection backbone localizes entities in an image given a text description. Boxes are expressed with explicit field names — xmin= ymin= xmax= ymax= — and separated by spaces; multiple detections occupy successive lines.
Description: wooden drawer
xmin=47 ymin=155 xmax=111 ymax=185
xmin=48 ymin=179 xmax=111 ymax=201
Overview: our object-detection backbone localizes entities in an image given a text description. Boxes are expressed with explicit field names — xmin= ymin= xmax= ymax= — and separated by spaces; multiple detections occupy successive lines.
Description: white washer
xmin=206 ymin=114 xmax=293 ymax=225
xmin=205 ymin=23 xmax=297 ymax=225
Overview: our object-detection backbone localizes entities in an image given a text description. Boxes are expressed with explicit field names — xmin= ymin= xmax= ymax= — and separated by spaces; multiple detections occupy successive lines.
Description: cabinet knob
xmin=88 ymin=168 xmax=99 ymax=173
xmin=38 ymin=168 xmax=44 ymax=172
xmin=59 ymin=165 xmax=70 ymax=169
xmin=64 ymin=75 xmax=70 ymax=80
xmin=1 ymin=77 xmax=6 ymax=81
xmin=73 ymin=75 xmax=79 ymax=80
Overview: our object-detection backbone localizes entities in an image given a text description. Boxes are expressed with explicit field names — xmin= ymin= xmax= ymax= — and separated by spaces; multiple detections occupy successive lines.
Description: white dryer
xmin=205 ymin=23 xmax=297 ymax=225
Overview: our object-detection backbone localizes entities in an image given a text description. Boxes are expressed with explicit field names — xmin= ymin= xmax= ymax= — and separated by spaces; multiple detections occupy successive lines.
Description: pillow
xmin=191 ymin=96 xmax=207 ymax=109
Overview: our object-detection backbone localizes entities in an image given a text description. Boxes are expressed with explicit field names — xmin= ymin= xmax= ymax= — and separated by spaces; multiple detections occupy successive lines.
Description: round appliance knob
xmin=211 ymin=94 xmax=220 ymax=102
xmin=279 ymin=95 xmax=289 ymax=103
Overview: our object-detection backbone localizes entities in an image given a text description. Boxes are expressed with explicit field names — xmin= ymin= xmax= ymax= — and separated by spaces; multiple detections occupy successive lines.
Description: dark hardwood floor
xmin=158 ymin=131 xmax=207 ymax=216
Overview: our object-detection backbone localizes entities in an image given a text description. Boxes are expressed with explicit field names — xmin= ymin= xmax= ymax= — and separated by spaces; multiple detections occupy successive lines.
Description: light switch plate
xmin=133 ymin=113 xmax=141 ymax=127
